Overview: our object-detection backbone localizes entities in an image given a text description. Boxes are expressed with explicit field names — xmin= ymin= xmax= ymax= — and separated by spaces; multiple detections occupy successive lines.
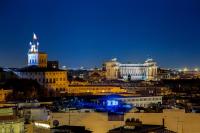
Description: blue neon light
xmin=107 ymin=100 xmax=119 ymax=106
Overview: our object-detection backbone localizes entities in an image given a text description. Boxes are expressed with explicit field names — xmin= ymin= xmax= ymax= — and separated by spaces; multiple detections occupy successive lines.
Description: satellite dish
xmin=53 ymin=120 xmax=59 ymax=127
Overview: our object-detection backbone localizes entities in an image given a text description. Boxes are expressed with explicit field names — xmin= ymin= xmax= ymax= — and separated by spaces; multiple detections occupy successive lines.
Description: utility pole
xmin=68 ymin=87 xmax=71 ymax=127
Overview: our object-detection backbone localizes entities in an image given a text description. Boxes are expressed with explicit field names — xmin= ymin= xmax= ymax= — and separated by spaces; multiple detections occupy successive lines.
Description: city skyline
xmin=0 ymin=0 xmax=200 ymax=68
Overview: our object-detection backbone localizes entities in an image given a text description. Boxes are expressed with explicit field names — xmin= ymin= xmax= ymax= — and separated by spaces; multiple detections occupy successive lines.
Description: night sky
xmin=0 ymin=0 xmax=200 ymax=69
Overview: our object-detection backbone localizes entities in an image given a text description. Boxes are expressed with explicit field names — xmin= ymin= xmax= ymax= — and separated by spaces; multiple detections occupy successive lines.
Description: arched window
xmin=49 ymin=78 xmax=52 ymax=83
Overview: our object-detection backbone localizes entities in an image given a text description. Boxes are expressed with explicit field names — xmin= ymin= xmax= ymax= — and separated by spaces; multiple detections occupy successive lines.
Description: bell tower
xmin=28 ymin=33 xmax=47 ymax=67
xmin=29 ymin=33 xmax=39 ymax=53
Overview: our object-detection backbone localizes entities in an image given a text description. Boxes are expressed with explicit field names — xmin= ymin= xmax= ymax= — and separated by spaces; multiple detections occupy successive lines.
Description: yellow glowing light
xmin=183 ymin=68 xmax=188 ymax=72
xmin=34 ymin=122 xmax=50 ymax=128
xmin=194 ymin=68 xmax=199 ymax=72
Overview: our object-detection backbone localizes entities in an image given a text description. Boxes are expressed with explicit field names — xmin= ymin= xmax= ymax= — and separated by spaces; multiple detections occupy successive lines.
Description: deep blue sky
xmin=0 ymin=0 xmax=200 ymax=69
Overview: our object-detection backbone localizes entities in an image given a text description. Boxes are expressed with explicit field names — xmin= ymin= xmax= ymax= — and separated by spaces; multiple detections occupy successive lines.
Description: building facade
xmin=15 ymin=34 xmax=69 ymax=96
xmin=0 ymin=89 xmax=12 ymax=102
xmin=15 ymin=67 xmax=68 ymax=95
xmin=114 ymin=96 xmax=162 ymax=107
xmin=104 ymin=58 xmax=120 ymax=80
xmin=104 ymin=58 xmax=158 ymax=81
xmin=28 ymin=33 xmax=48 ymax=68
xmin=68 ymin=85 xmax=126 ymax=95
xmin=0 ymin=108 xmax=24 ymax=133
xmin=88 ymin=68 xmax=106 ymax=82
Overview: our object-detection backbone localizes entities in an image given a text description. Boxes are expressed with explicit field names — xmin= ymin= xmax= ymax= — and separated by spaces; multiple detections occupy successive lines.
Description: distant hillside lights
xmin=104 ymin=58 xmax=158 ymax=81
xmin=178 ymin=67 xmax=200 ymax=72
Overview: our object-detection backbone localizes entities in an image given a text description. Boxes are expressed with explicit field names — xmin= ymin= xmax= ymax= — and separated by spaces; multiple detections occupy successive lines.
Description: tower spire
xmin=33 ymin=32 xmax=37 ymax=40
xmin=29 ymin=33 xmax=39 ymax=53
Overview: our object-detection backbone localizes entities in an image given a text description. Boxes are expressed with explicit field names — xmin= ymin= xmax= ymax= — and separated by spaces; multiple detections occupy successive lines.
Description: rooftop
xmin=51 ymin=125 xmax=92 ymax=133
xmin=108 ymin=125 xmax=175 ymax=133
xmin=16 ymin=66 xmax=66 ymax=72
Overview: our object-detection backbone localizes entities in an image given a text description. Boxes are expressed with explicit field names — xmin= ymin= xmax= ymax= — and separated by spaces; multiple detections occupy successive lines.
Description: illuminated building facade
xmin=0 ymin=89 xmax=12 ymax=102
xmin=115 ymin=96 xmax=162 ymax=107
xmin=104 ymin=58 xmax=158 ymax=81
xmin=28 ymin=33 xmax=47 ymax=68
xmin=104 ymin=58 xmax=120 ymax=80
xmin=68 ymin=85 xmax=126 ymax=95
xmin=15 ymin=34 xmax=68 ymax=96
xmin=16 ymin=67 xmax=68 ymax=95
